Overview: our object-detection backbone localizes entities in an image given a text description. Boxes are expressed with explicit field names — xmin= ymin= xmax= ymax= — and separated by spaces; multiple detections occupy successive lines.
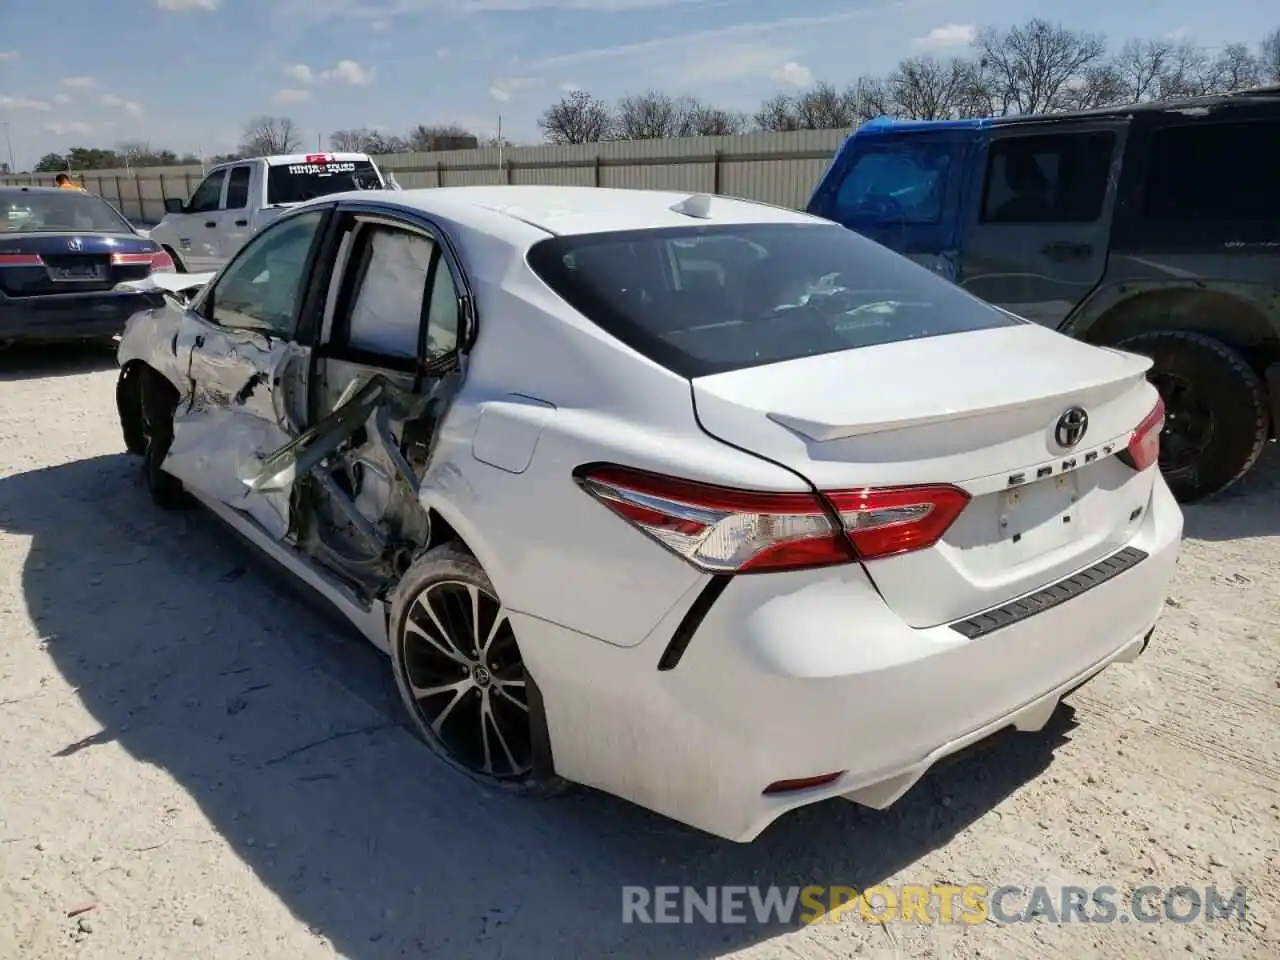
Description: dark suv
xmin=806 ymin=86 xmax=1280 ymax=502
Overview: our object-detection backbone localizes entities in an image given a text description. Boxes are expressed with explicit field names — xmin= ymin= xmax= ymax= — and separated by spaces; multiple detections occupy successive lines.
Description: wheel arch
xmin=1067 ymin=283 xmax=1280 ymax=371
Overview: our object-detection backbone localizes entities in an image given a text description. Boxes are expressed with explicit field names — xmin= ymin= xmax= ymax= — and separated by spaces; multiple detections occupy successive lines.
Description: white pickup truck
xmin=149 ymin=152 xmax=390 ymax=272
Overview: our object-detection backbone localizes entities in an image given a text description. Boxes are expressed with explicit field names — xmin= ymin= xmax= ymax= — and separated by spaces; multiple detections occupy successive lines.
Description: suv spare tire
xmin=1116 ymin=329 xmax=1269 ymax=503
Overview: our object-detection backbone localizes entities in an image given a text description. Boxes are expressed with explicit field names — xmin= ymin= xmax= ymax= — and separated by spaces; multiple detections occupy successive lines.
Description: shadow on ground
xmin=0 ymin=342 xmax=118 ymax=383
xmin=1181 ymin=442 xmax=1280 ymax=541
xmin=0 ymin=453 xmax=1085 ymax=959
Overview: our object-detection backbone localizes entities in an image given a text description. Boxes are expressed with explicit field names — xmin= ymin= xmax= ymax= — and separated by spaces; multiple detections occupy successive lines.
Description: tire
xmin=388 ymin=542 xmax=566 ymax=797
xmin=116 ymin=364 xmax=147 ymax=456
xmin=1116 ymin=330 xmax=1269 ymax=503
xmin=137 ymin=366 xmax=187 ymax=509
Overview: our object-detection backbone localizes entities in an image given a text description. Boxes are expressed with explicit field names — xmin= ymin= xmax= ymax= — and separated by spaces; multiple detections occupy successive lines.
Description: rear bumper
xmin=0 ymin=290 xmax=154 ymax=344
xmin=514 ymin=472 xmax=1183 ymax=842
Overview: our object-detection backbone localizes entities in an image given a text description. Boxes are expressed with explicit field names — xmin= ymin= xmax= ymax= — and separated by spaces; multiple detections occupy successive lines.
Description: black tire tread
xmin=138 ymin=366 xmax=188 ymax=509
xmin=1117 ymin=329 xmax=1268 ymax=502
xmin=388 ymin=541 xmax=567 ymax=798
xmin=117 ymin=363 xmax=147 ymax=456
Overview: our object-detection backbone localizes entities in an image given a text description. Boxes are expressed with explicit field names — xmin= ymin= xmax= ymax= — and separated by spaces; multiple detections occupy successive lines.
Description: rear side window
xmin=832 ymin=143 xmax=953 ymax=223
xmin=346 ymin=228 xmax=435 ymax=358
xmin=225 ymin=166 xmax=252 ymax=209
xmin=980 ymin=132 xmax=1115 ymax=224
xmin=526 ymin=223 xmax=1021 ymax=378
xmin=1141 ymin=119 xmax=1280 ymax=222
xmin=267 ymin=160 xmax=383 ymax=205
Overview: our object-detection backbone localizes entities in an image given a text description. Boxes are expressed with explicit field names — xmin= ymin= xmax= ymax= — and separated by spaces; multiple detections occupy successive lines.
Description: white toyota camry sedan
xmin=114 ymin=185 xmax=1183 ymax=842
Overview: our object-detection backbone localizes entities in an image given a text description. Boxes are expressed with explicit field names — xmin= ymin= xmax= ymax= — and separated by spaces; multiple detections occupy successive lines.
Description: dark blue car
xmin=806 ymin=89 xmax=1280 ymax=503
xmin=0 ymin=186 xmax=175 ymax=348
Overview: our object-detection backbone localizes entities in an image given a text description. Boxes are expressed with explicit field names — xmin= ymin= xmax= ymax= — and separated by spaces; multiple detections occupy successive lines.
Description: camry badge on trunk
xmin=1054 ymin=407 xmax=1089 ymax=448
xmin=66 ymin=238 xmax=84 ymax=252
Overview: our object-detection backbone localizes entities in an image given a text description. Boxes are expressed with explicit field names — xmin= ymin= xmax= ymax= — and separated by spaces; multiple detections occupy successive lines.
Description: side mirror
xmin=164 ymin=197 xmax=185 ymax=214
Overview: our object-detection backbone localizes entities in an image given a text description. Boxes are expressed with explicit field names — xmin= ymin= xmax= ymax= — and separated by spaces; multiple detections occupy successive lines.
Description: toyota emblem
xmin=66 ymin=237 xmax=84 ymax=252
xmin=1054 ymin=407 xmax=1089 ymax=448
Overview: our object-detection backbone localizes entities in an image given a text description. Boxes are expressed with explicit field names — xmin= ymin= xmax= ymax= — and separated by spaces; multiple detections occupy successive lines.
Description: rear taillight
xmin=576 ymin=465 xmax=970 ymax=573
xmin=826 ymin=485 xmax=971 ymax=560
xmin=1117 ymin=396 xmax=1165 ymax=472
xmin=111 ymin=251 xmax=175 ymax=272
xmin=0 ymin=253 xmax=43 ymax=267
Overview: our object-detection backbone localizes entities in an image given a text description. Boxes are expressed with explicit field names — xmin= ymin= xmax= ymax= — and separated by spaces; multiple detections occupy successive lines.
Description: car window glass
xmin=1141 ymin=118 xmax=1280 ymax=222
xmin=209 ymin=210 xmax=324 ymax=337
xmin=980 ymin=132 xmax=1114 ymax=224
xmin=527 ymin=222 xmax=1020 ymax=378
xmin=225 ymin=166 xmax=252 ymax=210
xmin=346 ymin=227 xmax=433 ymax=358
xmin=187 ymin=170 xmax=226 ymax=214
xmin=833 ymin=145 xmax=952 ymax=223
xmin=424 ymin=260 xmax=459 ymax=360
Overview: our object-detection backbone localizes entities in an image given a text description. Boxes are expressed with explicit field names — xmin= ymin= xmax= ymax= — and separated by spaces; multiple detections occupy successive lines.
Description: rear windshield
xmin=526 ymin=222 xmax=1021 ymax=378
xmin=0 ymin=190 xmax=133 ymax=234
xmin=266 ymin=160 xmax=383 ymax=205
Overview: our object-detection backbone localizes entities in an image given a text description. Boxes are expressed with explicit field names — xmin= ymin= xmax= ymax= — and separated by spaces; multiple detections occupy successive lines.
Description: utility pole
xmin=0 ymin=121 xmax=15 ymax=177
xmin=497 ymin=114 xmax=503 ymax=176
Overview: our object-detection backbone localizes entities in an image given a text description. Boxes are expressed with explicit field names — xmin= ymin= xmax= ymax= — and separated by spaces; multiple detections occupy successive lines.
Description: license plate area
xmin=48 ymin=264 xmax=106 ymax=282
xmin=998 ymin=473 xmax=1080 ymax=557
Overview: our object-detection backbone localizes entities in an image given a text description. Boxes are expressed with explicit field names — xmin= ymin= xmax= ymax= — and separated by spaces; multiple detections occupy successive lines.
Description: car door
xmin=956 ymin=121 xmax=1128 ymax=328
xmin=162 ymin=206 xmax=336 ymax=540
xmin=175 ymin=167 xmax=229 ymax=272
xmin=220 ymin=163 xmax=255 ymax=261
xmin=246 ymin=205 xmax=467 ymax=600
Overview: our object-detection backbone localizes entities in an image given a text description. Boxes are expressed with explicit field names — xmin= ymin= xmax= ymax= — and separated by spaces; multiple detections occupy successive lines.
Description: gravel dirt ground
xmin=1 ymin=345 xmax=1278 ymax=960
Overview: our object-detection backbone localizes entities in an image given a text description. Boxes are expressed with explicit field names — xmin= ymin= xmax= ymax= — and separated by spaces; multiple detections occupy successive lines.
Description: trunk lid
xmin=0 ymin=232 xmax=156 ymax=296
xmin=691 ymin=324 xmax=1161 ymax=627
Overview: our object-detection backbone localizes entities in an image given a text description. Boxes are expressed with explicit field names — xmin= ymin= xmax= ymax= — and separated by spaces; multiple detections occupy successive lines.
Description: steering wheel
xmin=852 ymin=194 xmax=907 ymax=221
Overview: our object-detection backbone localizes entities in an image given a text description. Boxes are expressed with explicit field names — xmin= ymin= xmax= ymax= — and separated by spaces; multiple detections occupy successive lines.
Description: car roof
xmin=845 ymin=84 xmax=1280 ymax=144
xmin=0 ymin=186 xmax=85 ymax=195
xmin=311 ymin=185 xmax=828 ymax=245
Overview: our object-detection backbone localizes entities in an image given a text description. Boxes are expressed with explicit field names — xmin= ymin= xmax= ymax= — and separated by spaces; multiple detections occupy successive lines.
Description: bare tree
xmin=407 ymin=124 xmax=479 ymax=152
xmin=1211 ymin=43 xmax=1263 ymax=93
xmin=844 ymin=76 xmax=893 ymax=123
xmin=537 ymin=90 xmax=613 ymax=144
xmin=792 ymin=82 xmax=857 ymax=129
xmin=1155 ymin=42 xmax=1217 ymax=99
xmin=1058 ymin=63 xmax=1125 ymax=110
xmin=330 ymin=127 xmax=413 ymax=154
xmin=615 ymin=90 xmax=685 ymax=139
xmin=1109 ymin=38 xmax=1172 ymax=103
xmin=1262 ymin=27 xmax=1280 ymax=82
xmin=680 ymin=104 xmax=746 ymax=136
xmin=240 ymin=115 xmax=302 ymax=156
xmin=974 ymin=19 xmax=1107 ymax=114
xmin=753 ymin=93 xmax=800 ymax=131
xmin=888 ymin=57 xmax=986 ymax=120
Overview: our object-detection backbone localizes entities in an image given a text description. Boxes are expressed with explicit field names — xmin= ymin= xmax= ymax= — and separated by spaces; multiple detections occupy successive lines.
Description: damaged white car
xmin=115 ymin=186 xmax=1181 ymax=843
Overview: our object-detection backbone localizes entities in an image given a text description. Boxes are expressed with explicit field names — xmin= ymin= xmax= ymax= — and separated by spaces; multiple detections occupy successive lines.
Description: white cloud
xmin=0 ymin=51 xmax=18 ymax=61
xmin=273 ymin=88 xmax=312 ymax=103
xmin=53 ymin=93 xmax=73 ymax=105
xmin=912 ymin=23 xmax=976 ymax=51
xmin=660 ymin=42 xmax=808 ymax=89
xmin=436 ymin=47 xmax=451 ymax=59
xmin=61 ymin=76 xmax=98 ymax=89
xmin=1166 ymin=26 xmax=1190 ymax=42
xmin=371 ymin=18 xmax=391 ymax=30
xmin=101 ymin=94 xmax=124 ymax=107
xmin=124 ymin=102 xmax=144 ymax=118
xmin=322 ymin=60 xmax=373 ymax=84
xmin=771 ymin=61 xmax=814 ymax=87
xmin=155 ymin=0 xmax=220 ymax=10
xmin=0 ymin=96 xmax=51 ymax=112
xmin=285 ymin=63 xmax=314 ymax=84
xmin=529 ymin=0 xmax=934 ymax=71
xmin=489 ymin=77 xmax=534 ymax=101
xmin=45 ymin=121 xmax=94 ymax=136
xmin=559 ymin=82 xmax=581 ymax=93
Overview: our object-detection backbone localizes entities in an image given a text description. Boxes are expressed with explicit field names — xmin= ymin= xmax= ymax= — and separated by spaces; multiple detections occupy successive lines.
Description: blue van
xmin=804 ymin=90 xmax=1280 ymax=503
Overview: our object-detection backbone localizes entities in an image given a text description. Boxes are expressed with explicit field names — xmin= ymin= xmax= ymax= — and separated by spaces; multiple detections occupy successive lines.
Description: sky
xmin=0 ymin=0 xmax=1275 ymax=169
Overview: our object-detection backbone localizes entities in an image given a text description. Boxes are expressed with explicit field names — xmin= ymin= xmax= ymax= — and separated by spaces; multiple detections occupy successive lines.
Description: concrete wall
xmin=0 ymin=128 xmax=849 ymax=222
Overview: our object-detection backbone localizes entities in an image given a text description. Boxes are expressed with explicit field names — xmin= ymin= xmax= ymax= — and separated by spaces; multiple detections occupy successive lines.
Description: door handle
xmin=234 ymin=219 xmax=248 ymax=227
xmin=1041 ymin=241 xmax=1092 ymax=260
